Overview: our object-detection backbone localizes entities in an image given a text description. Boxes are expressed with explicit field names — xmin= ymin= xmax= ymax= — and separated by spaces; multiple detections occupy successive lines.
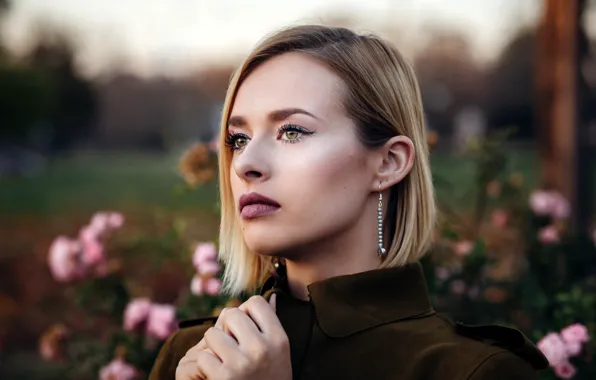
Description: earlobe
xmin=374 ymin=136 xmax=415 ymax=191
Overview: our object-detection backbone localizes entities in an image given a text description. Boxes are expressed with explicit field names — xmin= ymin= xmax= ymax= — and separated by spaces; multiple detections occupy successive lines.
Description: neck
xmin=282 ymin=196 xmax=382 ymax=300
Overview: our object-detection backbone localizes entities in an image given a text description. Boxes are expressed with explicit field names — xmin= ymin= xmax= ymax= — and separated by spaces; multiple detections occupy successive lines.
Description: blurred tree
xmin=487 ymin=0 xmax=594 ymax=138
xmin=578 ymin=0 xmax=595 ymax=125
xmin=413 ymin=31 xmax=486 ymax=136
xmin=0 ymin=23 xmax=98 ymax=152
xmin=24 ymin=27 xmax=98 ymax=152
xmin=0 ymin=66 xmax=54 ymax=144
xmin=485 ymin=29 xmax=535 ymax=140
xmin=95 ymin=73 xmax=206 ymax=150
xmin=0 ymin=2 xmax=57 ymax=147
xmin=534 ymin=0 xmax=594 ymax=232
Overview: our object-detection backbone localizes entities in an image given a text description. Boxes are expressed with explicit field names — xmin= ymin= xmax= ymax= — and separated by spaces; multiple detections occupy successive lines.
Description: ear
xmin=372 ymin=135 xmax=415 ymax=191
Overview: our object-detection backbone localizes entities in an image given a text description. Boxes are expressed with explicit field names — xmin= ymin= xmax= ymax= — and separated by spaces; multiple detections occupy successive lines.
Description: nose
xmin=232 ymin=137 xmax=271 ymax=183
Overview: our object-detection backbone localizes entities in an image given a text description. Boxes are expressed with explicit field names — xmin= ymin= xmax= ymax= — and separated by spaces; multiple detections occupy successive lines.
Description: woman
xmin=150 ymin=25 xmax=548 ymax=380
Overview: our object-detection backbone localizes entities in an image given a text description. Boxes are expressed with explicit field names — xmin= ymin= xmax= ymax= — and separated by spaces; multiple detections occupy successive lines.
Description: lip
xmin=239 ymin=192 xmax=281 ymax=219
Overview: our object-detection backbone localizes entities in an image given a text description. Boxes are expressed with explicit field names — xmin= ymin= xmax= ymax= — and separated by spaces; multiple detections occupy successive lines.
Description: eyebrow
xmin=227 ymin=108 xmax=319 ymax=127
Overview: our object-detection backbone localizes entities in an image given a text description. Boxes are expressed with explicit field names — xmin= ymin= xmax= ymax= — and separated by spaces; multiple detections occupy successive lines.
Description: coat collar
xmin=260 ymin=262 xmax=435 ymax=338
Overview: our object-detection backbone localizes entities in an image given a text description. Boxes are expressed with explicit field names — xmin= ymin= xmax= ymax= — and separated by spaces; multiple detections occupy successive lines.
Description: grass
xmin=0 ymin=147 xmax=544 ymax=219
xmin=0 ymin=151 xmax=219 ymax=217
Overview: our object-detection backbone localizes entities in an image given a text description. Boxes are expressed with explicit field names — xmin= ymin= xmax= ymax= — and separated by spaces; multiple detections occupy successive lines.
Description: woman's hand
xmin=175 ymin=295 xmax=292 ymax=380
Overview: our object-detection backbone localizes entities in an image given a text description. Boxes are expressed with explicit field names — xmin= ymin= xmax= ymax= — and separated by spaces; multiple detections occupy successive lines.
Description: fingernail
xmin=269 ymin=293 xmax=277 ymax=311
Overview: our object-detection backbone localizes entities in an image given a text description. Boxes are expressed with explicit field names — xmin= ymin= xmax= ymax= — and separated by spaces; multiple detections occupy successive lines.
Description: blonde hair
xmin=218 ymin=25 xmax=436 ymax=295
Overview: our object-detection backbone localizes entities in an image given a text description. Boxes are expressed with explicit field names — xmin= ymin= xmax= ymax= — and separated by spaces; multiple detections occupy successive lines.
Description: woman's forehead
xmin=230 ymin=53 xmax=346 ymax=121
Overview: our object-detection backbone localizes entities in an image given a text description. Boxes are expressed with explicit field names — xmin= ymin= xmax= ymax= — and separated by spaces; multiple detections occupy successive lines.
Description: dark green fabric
xmin=149 ymin=262 xmax=548 ymax=379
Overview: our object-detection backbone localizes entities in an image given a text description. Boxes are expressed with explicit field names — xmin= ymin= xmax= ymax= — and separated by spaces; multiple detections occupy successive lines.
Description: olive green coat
xmin=149 ymin=263 xmax=548 ymax=379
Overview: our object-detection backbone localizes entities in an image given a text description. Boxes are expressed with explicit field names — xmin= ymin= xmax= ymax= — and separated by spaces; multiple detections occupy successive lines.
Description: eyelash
xmin=225 ymin=124 xmax=314 ymax=151
xmin=224 ymin=132 xmax=249 ymax=151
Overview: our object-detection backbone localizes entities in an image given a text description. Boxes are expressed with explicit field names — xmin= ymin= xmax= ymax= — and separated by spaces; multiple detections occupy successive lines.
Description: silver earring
xmin=377 ymin=186 xmax=387 ymax=258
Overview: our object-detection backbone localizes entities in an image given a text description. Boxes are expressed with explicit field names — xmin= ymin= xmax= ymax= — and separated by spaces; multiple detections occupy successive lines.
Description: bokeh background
xmin=1 ymin=0 xmax=596 ymax=379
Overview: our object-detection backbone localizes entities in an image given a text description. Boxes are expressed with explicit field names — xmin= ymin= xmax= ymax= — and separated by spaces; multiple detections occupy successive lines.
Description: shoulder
xmin=432 ymin=315 xmax=548 ymax=379
xmin=451 ymin=319 xmax=548 ymax=373
xmin=378 ymin=314 xmax=548 ymax=379
xmin=148 ymin=316 xmax=217 ymax=380
xmin=466 ymin=350 xmax=542 ymax=380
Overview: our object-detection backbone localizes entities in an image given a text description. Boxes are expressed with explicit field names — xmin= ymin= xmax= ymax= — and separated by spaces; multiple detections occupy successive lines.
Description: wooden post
xmin=535 ymin=0 xmax=587 ymax=232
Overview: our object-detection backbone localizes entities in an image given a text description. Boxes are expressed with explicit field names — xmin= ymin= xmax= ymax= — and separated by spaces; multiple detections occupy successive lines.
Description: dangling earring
xmin=273 ymin=257 xmax=281 ymax=270
xmin=271 ymin=257 xmax=286 ymax=280
xmin=377 ymin=185 xmax=387 ymax=259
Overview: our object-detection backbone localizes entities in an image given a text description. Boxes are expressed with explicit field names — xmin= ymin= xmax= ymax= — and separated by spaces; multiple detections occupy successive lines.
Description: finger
xmin=204 ymin=326 xmax=243 ymax=363
xmin=194 ymin=342 xmax=215 ymax=358
xmin=213 ymin=308 xmax=234 ymax=337
xmin=269 ymin=293 xmax=277 ymax=311
xmin=182 ymin=341 xmax=206 ymax=361
xmin=176 ymin=360 xmax=207 ymax=380
xmin=214 ymin=308 xmax=225 ymax=330
xmin=239 ymin=296 xmax=284 ymax=335
xmin=195 ymin=350 xmax=223 ymax=379
xmin=216 ymin=307 xmax=263 ymax=349
xmin=178 ymin=344 xmax=216 ymax=379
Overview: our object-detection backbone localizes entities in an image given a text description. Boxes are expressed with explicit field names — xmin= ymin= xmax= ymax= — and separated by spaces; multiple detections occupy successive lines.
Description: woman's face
xmin=227 ymin=52 xmax=377 ymax=257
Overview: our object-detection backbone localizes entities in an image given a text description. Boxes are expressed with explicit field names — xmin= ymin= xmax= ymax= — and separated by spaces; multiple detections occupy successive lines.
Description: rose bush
xmin=35 ymin=138 xmax=596 ymax=379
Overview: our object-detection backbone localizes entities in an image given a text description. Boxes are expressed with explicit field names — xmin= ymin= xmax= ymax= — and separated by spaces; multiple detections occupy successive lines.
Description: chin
xmin=244 ymin=236 xmax=288 ymax=257
xmin=242 ymin=223 xmax=296 ymax=256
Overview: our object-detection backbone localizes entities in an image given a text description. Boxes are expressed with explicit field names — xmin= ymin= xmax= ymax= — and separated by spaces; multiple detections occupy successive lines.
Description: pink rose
xmin=197 ymin=260 xmax=221 ymax=276
xmin=530 ymin=191 xmax=554 ymax=216
xmin=79 ymin=225 xmax=99 ymax=243
xmin=539 ymin=225 xmax=560 ymax=244
xmin=80 ymin=237 xmax=105 ymax=266
xmin=89 ymin=211 xmax=124 ymax=236
xmin=190 ymin=276 xmax=202 ymax=295
xmin=192 ymin=242 xmax=218 ymax=268
xmin=48 ymin=236 xmax=83 ymax=282
xmin=90 ymin=212 xmax=111 ymax=235
xmin=537 ymin=333 xmax=569 ymax=367
xmin=205 ymin=278 xmax=222 ymax=295
xmin=553 ymin=361 xmax=577 ymax=380
xmin=564 ymin=341 xmax=582 ymax=357
xmin=123 ymin=298 xmax=152 ymax=332
xmin=454 ymin=241 xmax=474 ymax=257
xmin=561 ymin=323 xmax=590 ymax=344
xmin=491 ymin=209 xmax=509 ymax=229
xmin=146 ymin=304 xmax=176 ymax=340
xmin=191 ymin=275 xmax=222 ymax=296
xmin=550 ymin=193 xmax=570 ymax=220
xmin=107 ymin=212 xmax=125 ymax=229
xmin=529 ymin=190 xmax=570 ymax=219
xmin=99 ymin=358 xmax=138 ymax=380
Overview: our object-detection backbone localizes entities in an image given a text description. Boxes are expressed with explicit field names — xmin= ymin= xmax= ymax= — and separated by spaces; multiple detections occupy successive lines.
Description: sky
xmin=1 ymin=0 xmax=546 ymax=77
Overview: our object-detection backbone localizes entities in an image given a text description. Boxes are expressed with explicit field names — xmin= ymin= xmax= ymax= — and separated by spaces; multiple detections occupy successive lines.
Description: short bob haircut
xmin=217 ymin=25 xmax=436 ymax=296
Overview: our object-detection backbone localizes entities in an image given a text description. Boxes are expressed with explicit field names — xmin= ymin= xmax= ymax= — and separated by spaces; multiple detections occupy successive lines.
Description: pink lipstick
xmin=239 ymin=192 xmax=281 ymax=219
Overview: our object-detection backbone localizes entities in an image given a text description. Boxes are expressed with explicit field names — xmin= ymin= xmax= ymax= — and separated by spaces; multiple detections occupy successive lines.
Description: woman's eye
xmin=235 ymin=136 xmax=249 ymax=147
xmin=278 ymin=124 xmax=314 ymax=143
xmin=225 ymin=133 xmax=250 ymax=151
xmin=282 ymin=130 xmax=301 ymax=141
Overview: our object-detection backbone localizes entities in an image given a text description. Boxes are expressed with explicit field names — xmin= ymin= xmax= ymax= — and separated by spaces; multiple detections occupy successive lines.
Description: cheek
xmin=281 ymin=137 xmax=370 ymax=215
